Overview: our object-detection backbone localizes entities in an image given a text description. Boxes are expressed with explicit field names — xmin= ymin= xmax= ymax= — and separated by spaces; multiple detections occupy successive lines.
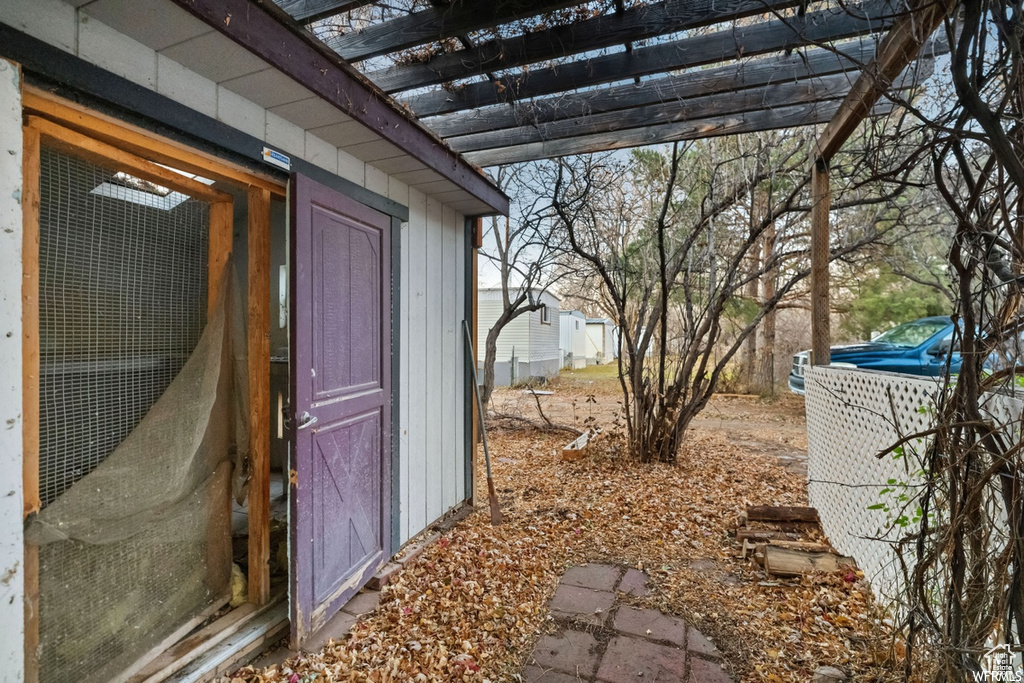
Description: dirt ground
xmin=489 ymin=365 xmax=810 ymax=476
xmin=236 ymin=366 xmax=897 ymax=683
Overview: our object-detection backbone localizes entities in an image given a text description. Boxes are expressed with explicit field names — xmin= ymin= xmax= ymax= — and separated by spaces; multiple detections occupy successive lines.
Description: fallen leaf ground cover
xmin=234 ymin=377 xmax=898 ymax=682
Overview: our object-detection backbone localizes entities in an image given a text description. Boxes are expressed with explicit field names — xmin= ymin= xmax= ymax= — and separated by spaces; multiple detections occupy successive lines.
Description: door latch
xmin=296 ymin=411 xmax=318 ymax=430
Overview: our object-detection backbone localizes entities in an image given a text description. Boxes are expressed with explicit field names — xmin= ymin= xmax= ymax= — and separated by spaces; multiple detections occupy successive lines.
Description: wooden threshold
xmin=129 ymin=591 xmax=287 ymax=683
xmin=118 ymin=593 xmax=231 ymax=683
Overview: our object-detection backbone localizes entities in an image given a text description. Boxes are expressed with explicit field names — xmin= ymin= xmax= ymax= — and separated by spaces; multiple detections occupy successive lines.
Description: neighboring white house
xmin=559 ymin=310 xmax=588 ymax=369
xmin=585 ymin=318 xmax=617 ymax=365
xmin=477 ymin=288 xmax=561 ymax=385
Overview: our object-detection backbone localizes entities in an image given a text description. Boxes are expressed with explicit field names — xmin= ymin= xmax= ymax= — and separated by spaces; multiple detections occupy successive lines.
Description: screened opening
xmin=32 ymin=145 xmax=234 ymax=683
xmin=38 ymin=147 xmax=209 ymax=506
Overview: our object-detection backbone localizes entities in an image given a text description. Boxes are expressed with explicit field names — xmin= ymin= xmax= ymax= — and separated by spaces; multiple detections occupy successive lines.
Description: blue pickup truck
xmin=788 ymin=316 xmax=959 ymax=395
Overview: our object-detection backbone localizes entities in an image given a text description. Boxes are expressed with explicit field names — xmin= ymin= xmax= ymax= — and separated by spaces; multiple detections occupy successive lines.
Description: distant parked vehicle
xmin=789 ymin=316 xmax=959 ymax=396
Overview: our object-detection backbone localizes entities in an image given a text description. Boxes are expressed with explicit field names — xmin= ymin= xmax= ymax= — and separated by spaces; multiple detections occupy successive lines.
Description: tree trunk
xmin=480 ymin=314 xmax=508 ymax=407
xmin=742 ymin=191 xmax=761 ymax=389
xmin=755 ymin=218 xmax=777 ymax=395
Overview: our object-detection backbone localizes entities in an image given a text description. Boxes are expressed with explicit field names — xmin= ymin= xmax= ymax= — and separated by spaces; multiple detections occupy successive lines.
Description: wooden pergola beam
xmin=815 ymin=0 xmax=954 ymax=161
xmin=428 ymin=37 xmax=944 ymax=139
xmin=325 ymin=0 xmax=587 ymax=62
xmin=809 ymin=0 xmax=954 ymax=367
xmin=402 ymin=0 xmax=897 ymax=117
xmin=275 ymin=0 xmax=373 ymax=23
xmin=367 ymin=0 xmax=806 ymax=94
xmin=464 ymin=99 xmax=895 ymax=167
xmin=449 ymin=74 xmax=854 ymax=153
xmin=448 ymin=66 xmax=929 ymax=153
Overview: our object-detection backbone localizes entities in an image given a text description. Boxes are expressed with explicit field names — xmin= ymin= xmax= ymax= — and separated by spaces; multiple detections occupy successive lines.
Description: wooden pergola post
xmin=808 ymin=0 xmax=954 ymax=366
xmin=810 ymin=158 xmax=831 ymax=366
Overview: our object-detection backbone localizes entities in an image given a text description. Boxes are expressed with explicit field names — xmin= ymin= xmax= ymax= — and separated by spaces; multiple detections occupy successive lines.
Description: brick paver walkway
xmin=523 ymin=564 xmax=733 ymax=682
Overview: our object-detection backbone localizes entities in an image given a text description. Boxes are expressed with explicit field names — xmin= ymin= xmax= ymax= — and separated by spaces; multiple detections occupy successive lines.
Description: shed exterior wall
xmin=1 ymin=0 xmax=470 ymax=548
xmin=559 ymin=311 xmax=587 ymax=369
xmin=584 ymin=323 xmax=604 ymax=363
xmin=0 ymin=57 xmax=25 ymax=681
xmin=393 ymin=187 xmax=466 ymax=545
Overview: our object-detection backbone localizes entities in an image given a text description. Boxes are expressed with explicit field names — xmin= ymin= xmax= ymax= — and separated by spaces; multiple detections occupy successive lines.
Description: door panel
xmin=290 ymin=174 xmax=392 ymax=645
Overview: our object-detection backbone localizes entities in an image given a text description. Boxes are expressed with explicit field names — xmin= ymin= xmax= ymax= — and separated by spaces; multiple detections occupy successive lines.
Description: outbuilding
xmin=585 ymin=318 xmax=617 ymax=365
xmin=559 ymin=310 xmax=588 ymax=370
xmin=0 ymin=1 xmax=507 ymax=679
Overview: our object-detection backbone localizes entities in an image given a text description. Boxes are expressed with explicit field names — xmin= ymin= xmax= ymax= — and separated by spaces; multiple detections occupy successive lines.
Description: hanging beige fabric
xmin=26 ymin=265 xmax=249 ymax=683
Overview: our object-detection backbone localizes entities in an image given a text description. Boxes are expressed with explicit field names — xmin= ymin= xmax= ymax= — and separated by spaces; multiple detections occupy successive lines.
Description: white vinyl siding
xmin=477 ymin=289 xmax=561 ymax=363
xmin=527 ymin=293 xmax=561 ymax=363
xmin=391 ymin=185 xmax=467 ymax=544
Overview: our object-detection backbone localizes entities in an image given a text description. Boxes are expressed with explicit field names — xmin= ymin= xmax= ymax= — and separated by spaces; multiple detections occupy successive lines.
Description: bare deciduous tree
xmin=546 ymin=130 xmax=921 ymax=463
xmin=477 ymin=165 xmax=568 ymax=406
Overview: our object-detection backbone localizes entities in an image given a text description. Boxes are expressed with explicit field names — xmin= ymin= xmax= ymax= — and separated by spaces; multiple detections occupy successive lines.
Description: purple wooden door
xmin=289 ymin=174 xmax=392 ymax=646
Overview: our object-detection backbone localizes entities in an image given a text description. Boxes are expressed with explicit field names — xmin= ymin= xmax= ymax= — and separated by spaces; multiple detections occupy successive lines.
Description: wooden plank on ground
xmin=121 ymin=593 xmax=231 ymax=682
xmin=560 ymin=429 xmax=594 ymax=461
xmin=745 ymin=505 xmax=820 ymax=523
xmin=140 ymin=595 xmax=286 ymax=683
xmin=763 ymin=546 xmax=855 ymax=577
xmin=736 ymin=528 xmax=801 ymax=542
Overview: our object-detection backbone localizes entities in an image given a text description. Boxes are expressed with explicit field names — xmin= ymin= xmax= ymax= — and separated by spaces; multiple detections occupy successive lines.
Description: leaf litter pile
xmin=232 ymin=390 xmax=900 ymax=682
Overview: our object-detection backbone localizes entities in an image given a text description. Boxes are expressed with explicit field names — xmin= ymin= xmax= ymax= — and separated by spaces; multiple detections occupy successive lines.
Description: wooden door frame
xmin=20 ymin=96 xmax=285 ymax=676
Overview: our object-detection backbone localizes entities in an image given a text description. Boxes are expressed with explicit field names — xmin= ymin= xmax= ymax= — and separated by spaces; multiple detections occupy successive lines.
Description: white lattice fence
xmin=805 ymin=366 xmax=1023 ymax=605
xmin=805 ymin=367 xmax=942 ymax=601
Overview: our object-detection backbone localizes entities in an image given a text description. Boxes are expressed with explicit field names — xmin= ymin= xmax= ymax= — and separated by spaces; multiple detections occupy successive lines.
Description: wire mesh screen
xmin=38 ymin=147 xmax=208 ymax=506
xmin=34 ymin=146 xmax=231 ymax=683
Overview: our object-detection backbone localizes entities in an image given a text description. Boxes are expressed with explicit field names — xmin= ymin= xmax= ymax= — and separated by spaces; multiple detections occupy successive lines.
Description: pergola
xmin=193 ymin=0 xmax=954 ymax=363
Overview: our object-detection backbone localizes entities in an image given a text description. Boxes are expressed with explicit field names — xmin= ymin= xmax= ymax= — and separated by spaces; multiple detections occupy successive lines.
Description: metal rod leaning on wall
xmin=462 ymin=320 xmax=503 ymax=526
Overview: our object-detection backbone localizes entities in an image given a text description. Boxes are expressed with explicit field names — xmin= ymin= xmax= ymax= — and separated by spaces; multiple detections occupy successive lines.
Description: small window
xmin=575 ymin=321 xmax=580 ymax=330
xmin=540 ymin=305 xmax=551 ymax=324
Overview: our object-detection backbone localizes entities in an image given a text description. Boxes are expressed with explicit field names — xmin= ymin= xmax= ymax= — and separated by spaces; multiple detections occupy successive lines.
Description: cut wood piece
xmin=763 ymin=546 xmax=856 ymax=577
xmin=736 ymin=528 xmax=802 ymax=542
xmin=366 ymin=562 xmax=402 ymax=590
xmin=745 ymin=505 xmax=820 ymax=523
xmin=768 ymin=539 xmax=837 ymax=554
xmin=741 ymin=539 xmax=760 ymax=560
xmin=560 ymin=429 xmax=594 ymax=461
